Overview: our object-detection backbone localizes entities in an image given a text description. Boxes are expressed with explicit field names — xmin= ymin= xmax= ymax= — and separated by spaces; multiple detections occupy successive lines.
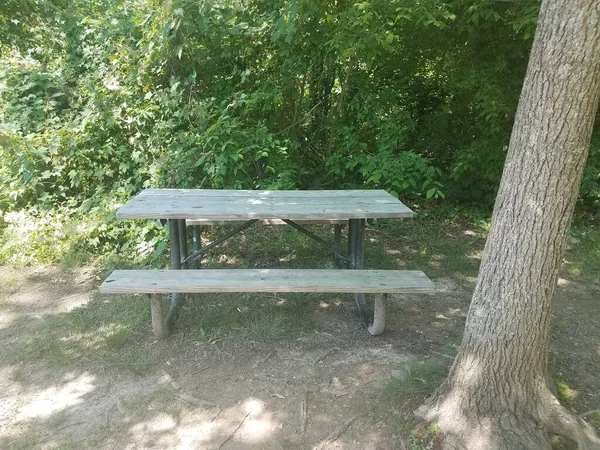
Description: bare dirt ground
xmin=0 ymin=260 xmax=598 ymax=449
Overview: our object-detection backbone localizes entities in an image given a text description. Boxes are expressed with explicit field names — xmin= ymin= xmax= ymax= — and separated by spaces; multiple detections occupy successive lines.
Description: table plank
xmin=117 ymin=189 xmax=413 ymax=220
xmin=100 ymin=269 xmax=435 ymax=294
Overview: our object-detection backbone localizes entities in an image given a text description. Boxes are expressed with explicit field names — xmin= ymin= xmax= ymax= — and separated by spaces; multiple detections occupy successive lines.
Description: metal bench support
xmin=159 ymin=218 xmax=378 ymax=337
xmin=349 ymin=218 xmax=372 ymax=327
xmin=367 ymin=293 xmax=386 ymax=336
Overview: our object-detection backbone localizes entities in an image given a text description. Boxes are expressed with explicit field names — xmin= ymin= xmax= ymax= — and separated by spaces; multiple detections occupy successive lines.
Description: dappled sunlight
xmin=15 ymin=372 xmax=96 ymax=421
xmin=467 ymin=249 xmax=483 ymax=260
xmin=0 ymin=311 xmax=18 ymax=329
xmin=423 ymin=354 xmax=491 ymax=446
xmin=440 ymin=307 xmax=466 ymax=319
xmin=217 ymin=254 xmax=239 ymax=265
xmin=124 ymin=395 xmax=280 ymax=449
xmin=61 ymin=322 xmax=130 ymax=351
xmin=0 ymin=267 xmax=94 ymax=327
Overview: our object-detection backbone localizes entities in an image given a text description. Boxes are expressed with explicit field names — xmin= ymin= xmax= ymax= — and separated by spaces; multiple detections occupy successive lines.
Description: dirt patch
xmin=0 ymin=264 xmax=598 ymax=449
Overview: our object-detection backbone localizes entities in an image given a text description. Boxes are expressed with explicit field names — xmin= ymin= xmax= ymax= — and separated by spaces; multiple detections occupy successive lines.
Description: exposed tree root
xmin=548 ymin=401 xmax=600 ymax=450
xmin=415 ymin=388 xmax=600 ymax=450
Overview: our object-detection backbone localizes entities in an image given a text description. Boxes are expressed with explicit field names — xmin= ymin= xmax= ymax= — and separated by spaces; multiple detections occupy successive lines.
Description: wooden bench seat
xmin=100 ymin=269 xmax=435 ymax=338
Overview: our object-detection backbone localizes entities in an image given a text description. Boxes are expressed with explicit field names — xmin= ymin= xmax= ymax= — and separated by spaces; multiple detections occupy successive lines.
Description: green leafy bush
xmin=0 ymin=0 xmax=598 ymax=264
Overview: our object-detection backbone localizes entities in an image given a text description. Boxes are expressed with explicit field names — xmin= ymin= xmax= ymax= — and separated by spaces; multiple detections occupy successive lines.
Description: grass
xmin=367 ymin=219 xmax=484 ymax=278
xmin=553 ymin=376 xmax=579 ymax=404
xmin=367 ymin=360 xmax=450 ymax=441
xmin=4 ymin=218 xmax=597 ymax=369
xmin=382 ymin=362 xmax=449 ymax=403
xmin=179 ymin=292 xmax=321 ymax=342
xmin=1 ymin=293 xmax=153 ymax=373
xmin=7 ymin=430 xmax=43 ymax=450
xmin=0 ymin=271 xmax=19 ymax=310
xmin=1 ymin=216 xmax=599 ymax=449
xmin=563 ymin=227 xmax=600 ymax=282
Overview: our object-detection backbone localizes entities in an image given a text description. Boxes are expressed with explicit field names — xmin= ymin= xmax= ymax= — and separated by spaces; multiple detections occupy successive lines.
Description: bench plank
xmin=100 ymin=269 xmax=435 ymax=294
xmin=186 ymin=219 xmax=346 ymax=226
xmin=117 ymin=189 xmax=413 ymax=220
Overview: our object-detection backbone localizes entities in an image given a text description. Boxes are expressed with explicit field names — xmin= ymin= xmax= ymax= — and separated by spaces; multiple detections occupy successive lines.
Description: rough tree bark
xmin=415 ymin=1 xmax=600 ymax=449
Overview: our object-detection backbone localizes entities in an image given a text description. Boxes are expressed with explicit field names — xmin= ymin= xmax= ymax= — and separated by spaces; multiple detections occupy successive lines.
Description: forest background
xmin=1 ymin=0 xmax=598 ymax=267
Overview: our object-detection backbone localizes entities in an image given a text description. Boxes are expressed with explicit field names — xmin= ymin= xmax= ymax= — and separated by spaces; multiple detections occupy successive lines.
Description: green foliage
xmin=0 ymin=0 xmax=598 ymax=263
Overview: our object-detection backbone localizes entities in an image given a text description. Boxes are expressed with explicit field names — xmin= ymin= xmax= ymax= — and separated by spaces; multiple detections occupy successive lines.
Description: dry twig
xmin=313 ymin=415 xmax=357 ymax=450
xmin=217 ymin=411 xmax=251 ymax=449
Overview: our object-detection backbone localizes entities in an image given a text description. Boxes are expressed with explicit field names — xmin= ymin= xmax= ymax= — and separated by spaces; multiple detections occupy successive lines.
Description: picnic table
xmin=100 ymin=189 xmax=435 ymax=338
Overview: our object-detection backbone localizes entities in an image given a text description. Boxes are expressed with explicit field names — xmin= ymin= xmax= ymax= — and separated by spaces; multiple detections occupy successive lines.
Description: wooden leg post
xmin=150 ymin=294 xmax=171 ymax=339
xmin=367 ymin=293 xmax=386 ymax=336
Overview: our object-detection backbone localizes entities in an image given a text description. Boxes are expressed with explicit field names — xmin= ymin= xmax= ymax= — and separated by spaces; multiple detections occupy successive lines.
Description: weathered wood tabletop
xmin=116 ymin=189 xmax=413 ymax=221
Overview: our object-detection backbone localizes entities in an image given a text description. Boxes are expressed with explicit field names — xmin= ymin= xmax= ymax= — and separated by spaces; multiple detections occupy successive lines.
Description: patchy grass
xmin=201 ymin=223 xmax=336 ymax=269
xmin=7 ymin=430 xmax=44 ymax=450
xmin=178 ymin=292 xmax=321 ymax=342
xmin=0 ymin=272 xmax=19 ymax=310
xmin=1 ymin=216 xmax=599 ymax=449
xmin=367 ymin=220 xmax=484 ymax=278
xmin=382 ymin=362 xmax=449 ymax=403
xmin=368 ymin=360 xmax=450 ymax=440
xmin=2 ymin=293 xmax=153 ymax=373
xmin=563 ymin=227 xmax=600 ymax=282
xmin=553 ymin=376 xmax=579 ymax=404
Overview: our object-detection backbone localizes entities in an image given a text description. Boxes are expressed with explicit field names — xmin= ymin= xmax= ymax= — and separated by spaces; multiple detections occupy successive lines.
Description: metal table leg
xmin=348 ymin=219 xmax=370 ymax=325
xmin=348 ymin=219 xmax=386 ymax=334
xmin=150 ymin=219 xmax=184 ymax=339
xmin=165 ymin=219 xmax=184 ymax=328
xmin=367 ymin=293 xmax=386 ymax=336
xmin=333 ymin=224 xmax=343 ymax=267
xmin=192 ymin=225 xmax=202 ymax=269
xmin=178 ymin=219 xmax=188 ymax=270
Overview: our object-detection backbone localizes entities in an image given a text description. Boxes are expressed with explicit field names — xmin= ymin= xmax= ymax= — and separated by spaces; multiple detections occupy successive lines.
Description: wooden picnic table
xmin=104 ymin=189 xmax=432 ymax=337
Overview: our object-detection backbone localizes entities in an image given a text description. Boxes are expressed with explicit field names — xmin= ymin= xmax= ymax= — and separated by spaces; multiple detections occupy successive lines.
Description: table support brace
xmin=282 ymin=219 xmax=353 ymax=263
xmin=182 ymin=219 xmax=259 ymax=265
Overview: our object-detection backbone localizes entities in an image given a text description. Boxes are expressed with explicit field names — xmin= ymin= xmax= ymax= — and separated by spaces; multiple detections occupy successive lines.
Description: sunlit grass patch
xmin=3 ymin=293 xmax=155 ymax=374
xmin=553 ymin=376 xmax=578 ymax=403
xmin=369 ymin=220 xmax=484 ymax=277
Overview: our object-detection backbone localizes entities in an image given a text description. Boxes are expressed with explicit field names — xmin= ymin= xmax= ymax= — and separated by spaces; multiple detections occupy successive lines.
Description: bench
xmin=108 ymin=189 xmax=434 ymax=338
xmin=100 ymin=269 xmax=436 ymax=338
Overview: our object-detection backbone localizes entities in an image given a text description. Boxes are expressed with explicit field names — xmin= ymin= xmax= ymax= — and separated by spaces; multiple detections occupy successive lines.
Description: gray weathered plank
xmin=116 ymin=189 xmax=413 ymax=220
xmin=100 ymin=269 xmax=435 ymax=294
xmin=186 ymin=219 xmax=347 ymax=226
xmin=139 ymin=189 xmax=390 ymax=198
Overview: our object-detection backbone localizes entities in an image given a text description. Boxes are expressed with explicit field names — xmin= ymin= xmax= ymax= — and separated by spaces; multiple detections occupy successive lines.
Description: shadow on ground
xmin=0 ymin=222 xmax=598 ymax=449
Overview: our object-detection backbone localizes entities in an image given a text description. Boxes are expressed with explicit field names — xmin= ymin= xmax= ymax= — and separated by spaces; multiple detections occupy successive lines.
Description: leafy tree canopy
xmin=0 ymin=0 xmax=597 ymax=263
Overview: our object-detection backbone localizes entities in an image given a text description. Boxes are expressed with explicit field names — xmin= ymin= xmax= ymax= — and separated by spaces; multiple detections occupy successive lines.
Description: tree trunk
xmin=415 ymin=1 xmax=600 ymax=449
